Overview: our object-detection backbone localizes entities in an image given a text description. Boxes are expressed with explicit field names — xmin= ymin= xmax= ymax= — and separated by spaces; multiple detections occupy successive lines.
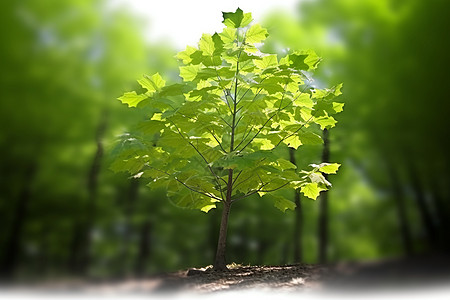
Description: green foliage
xmin=114 ymin=8 xmax=343 ymax=212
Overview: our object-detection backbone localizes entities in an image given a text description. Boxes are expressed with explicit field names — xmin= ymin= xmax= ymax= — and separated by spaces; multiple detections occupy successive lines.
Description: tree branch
xmin=274 ymin=114 xmax=315 ymax=148
xmin=208 ymin=127 xmax=227 ymax=153
xmin=231 ymin=181 xmax=270 ymax=203
xmin=232 ymin=173 xmax=255 ymax=191
xmin=234 ymin=124 xmax=254 ymax=150
xmin=168 ymin=118 xmax=227 ymax=186
xmin=232 ymin=170 xmax=243 ymax=187
xmin=149 ymin=167 xmax=223 ymax=202
xmin=237 ymin=83 xmax=289 ymax=152
xmin=231 ymin=181 xmax=290 ymax=203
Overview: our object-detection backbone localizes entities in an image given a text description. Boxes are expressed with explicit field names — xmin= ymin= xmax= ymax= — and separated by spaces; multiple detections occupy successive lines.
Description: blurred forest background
xmin=1 ymin=0 xmax=449 ymax=280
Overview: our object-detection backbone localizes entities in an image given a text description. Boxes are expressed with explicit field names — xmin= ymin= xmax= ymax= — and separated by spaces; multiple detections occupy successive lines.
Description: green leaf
xmin=201 ymin=204 xmax=217 ymax=213
xmin=179 ymin=65 xmax=201 ymax=81
xmin=294 ymin=93 xmax=314 ymax=108
xmin=219 ymin=27 xmax=236 ymax=43
xmin=283 ymin=135 xmax=302 ymax=149
xmin=272 ymin=195 xmax=296 ymax=212
xmin=319 ymin=163 xmax=341 ymax=174
xmin=301 ymin=183 xmax=325 ymax=200
xmin=137 ymin=73 xmax=166 ymax=93
xmin=212 ymin=33 xmax=224 ymax=54
xmin=333 ymin=102 xmax=344 ymax=113
xmin=137 ymin=120 xmax=165 ymax=135
xmin=254 ymin=54 xmax=278 ymax=69
xmin=298 ymin=131 xmax=323 ymax=145
xmin=245 ymin=24 xmax=268 ymax=44
xmin=276 ymin=158 xmax=297 ymax=171
xmin=158 ymin=83 xmax=191 ymax=97
xmin=118 ymin=91 xmax=148 ymax=107
xmin=222 ymin=8 xmax=252 ymax=28
xmin=199 ymin=34 xmax=215 ymax=56
xmin=312 ymin=83 xmax=343 ymax=100
xmin=314 ymin=115 xmax=337 ymax=129
xmin=303 ymin=50 xmax=321 ymax=70
xmin=253 ymin=138 xmax=275 ymax=150
xmin=288 ymin=52 xmax=309 ymax=70
xmin=176 ymin=46 xmax=197 ymax=64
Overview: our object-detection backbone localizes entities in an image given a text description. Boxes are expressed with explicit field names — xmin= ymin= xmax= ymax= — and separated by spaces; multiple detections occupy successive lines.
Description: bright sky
xmin=110 ymin=0 xmax=299 ymax=50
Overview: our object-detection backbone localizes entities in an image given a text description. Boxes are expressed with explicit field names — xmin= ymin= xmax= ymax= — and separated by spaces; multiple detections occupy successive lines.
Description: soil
xmin=4 ymin=254 xmax=450 ymax=296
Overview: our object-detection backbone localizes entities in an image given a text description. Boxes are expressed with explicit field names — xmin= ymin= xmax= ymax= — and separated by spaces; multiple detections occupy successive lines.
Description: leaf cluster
xmin=113 ymin=8 xmax=344 ymax=212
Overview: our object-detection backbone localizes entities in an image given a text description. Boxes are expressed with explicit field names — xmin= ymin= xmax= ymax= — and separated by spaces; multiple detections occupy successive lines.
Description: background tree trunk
xmin=387 ymin=164 xmax=413 ymax=256
xmin=135 ymin=219 xmax=152 ymax=278
xmin=289 ymin=148 xmax=303 ymax=263
xmin=71 ymin=110 xmax=108 ymax=275
xmin=120 ymin=178 xmax=139 ymax=277
xmin=0 ymin=162 xmax=36 ymax=279
xmin=406 ymin=162 xmax=438 ymax=249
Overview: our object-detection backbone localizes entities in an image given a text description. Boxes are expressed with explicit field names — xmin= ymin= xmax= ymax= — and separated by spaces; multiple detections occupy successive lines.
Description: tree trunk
xmin=73 ymin=110 xmax=107 ymax=275
xmin=318 ymin=129 xmax=329 ymax=264
xmin=208 ymin=207 xmax=220 ymax=262
xmin=214 ymin=201 xmax=231 ymax=270
xmin=120 ymin=178 xmax=139 ymax=277
xmin=429 ymin=182 xmax=450 ymax=250
xmin=387 ymin=164 xmax=413 ymax=256
xmin=214 ymin=169 xmax=233 ymax=271
xmin=135 ymin=219 xmax=151 ymax=278
xmin=0 ymin=162 xmax=36 ymax=279
xmin=289 ymin=148 xmax=303 ymax=263
xmin=407 ymin=162 xmax=438 ymax=249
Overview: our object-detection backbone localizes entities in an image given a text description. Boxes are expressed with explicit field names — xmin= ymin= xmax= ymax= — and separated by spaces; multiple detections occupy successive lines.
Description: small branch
xmin=218 ymin=114 xmax=232 ymax=129
xmin=234 ymin=124 xmax=254 ymax=150
xmin=238 ymin=113 xmax=277 ymax=152
xmin=232 ymin=173 xmax=255 ymax=191
xmin=235 ymin=114 xmax=244 ymax=127
xmin=236 ymin=85 xmax=251 ymax=105
xmin=261 ymin=182 xmax=290 ymax=193
xmin=238 ymin=83 xmax=289 ymax=152
xmin=208 ymin=128 xmax=227 ymax=153
xmin=274 ymin=115 xmax=315 ymax=148
xmin=168 ymin=119 xmax=227 ymax=186
xmin=231 ymin=181 xmax=290 ymax=203
xmin=222 ymin=89 xmax=234 ymax=114
xmin=231 ymin=170 xmax=243 ymax=188
xmin=149 ymin=167 xmax=223 ymax=202
xmin=231 ymin=181 xmax=270 ymax=203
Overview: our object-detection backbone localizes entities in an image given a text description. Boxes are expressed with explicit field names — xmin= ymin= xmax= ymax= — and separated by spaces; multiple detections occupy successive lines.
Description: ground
xmin=3 ymin=253 xmax=450 ymax=296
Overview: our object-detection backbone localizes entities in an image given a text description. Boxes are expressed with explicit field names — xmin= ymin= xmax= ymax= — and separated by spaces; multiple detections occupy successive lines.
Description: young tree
xmin=113 ymin=8 xmax=343 ymax=271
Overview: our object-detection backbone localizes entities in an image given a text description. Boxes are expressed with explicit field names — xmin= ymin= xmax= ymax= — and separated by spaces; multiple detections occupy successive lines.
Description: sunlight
xmin=109 ymin=0 xmax=299 ymax=49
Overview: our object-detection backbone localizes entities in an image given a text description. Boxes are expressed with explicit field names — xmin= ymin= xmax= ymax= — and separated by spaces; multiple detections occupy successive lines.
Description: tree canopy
xmin=113 ymin=8 xmax=343 ymax=214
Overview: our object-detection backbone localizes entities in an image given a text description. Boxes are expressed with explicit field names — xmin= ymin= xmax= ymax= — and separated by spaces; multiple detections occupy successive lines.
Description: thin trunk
xmin=0 ymin=163 xmax=36 ymax=279
xmin=429 ymin=181 xmax=450 ymax=250
xmin=208 ymin=207 xmax=220 ymax=262
xmin=318 ymin=129 xmax=329 ymax=264
xmin=213 ymin=58 xmax=239 ymax=271
xmin=387 ymin=164 xmax=413 ymax=256
xmin=78 ymin=110 xmax=108 ymax=275
xmin=407 ymin=163 xmax=438 ymax=249
xmin=293 ymin=191 xmax=302 ymax=263
xmin=289 ymin=148 xmax=303 ymax=263
xmin=214 ymin=173 xmax=232 ymax=271
xmin=135 ymin=220 xmax=151 ymax=278
xmin=68 ymin=221 xmax=82 ymax=273
xmin=120 ymin=178 xmax=139 ymax=277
